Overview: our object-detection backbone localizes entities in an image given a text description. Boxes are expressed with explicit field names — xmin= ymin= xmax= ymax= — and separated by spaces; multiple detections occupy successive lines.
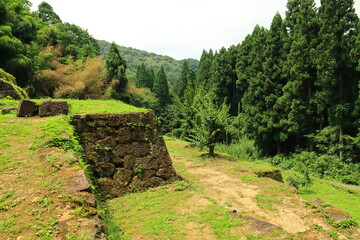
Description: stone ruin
xmin=71 ymin=111 xmax=179 ymax=198
xmin=14 ymin=99 xmax=69 ymax=117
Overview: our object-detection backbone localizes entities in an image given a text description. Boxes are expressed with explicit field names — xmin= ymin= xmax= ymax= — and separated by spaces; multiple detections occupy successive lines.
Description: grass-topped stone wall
xmin=71 ymin=111 xmax=179 ymax=198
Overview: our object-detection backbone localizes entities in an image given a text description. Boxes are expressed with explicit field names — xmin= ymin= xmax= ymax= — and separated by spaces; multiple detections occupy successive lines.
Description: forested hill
xmin=98 ymin=40 xmax=199 ymax=85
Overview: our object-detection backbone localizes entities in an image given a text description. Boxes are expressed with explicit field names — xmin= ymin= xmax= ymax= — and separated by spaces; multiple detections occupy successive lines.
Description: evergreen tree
xmin=213 ymin=46 xmax=240 ymax=114
xmin=238 ymin=25 xmax=270 ymax=153
xmin=106 ymin=42 xmax=127 ymax=89
xmin=197 ymin=49 xmax=215 ymax=89
xmin=148 ymin=68 xmax=155 ymax=90
xmin=315 ymin=0 xmax=359 ymax=158
xmin=264 ymin=13 xmax=288 ymax=154
xmin=175 ymin=60 xmax=190 ymax=99
xmin=153 ymin=66 xmax=170 ymax=107
xmin=135 ymin=63 xmax=154 ymax=89
xmin=279 ymin=0 xmax=318 ymax=149
xmin=135 ymin=63 xmax=149 ymax=88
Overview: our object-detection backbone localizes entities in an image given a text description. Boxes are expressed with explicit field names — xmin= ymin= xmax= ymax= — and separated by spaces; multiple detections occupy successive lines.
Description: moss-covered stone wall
xmin=71 ymin=111 xmax=178 ymax=198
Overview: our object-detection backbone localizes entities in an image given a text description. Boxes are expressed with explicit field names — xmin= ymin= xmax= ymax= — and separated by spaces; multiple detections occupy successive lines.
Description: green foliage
xmin=106 ymin=42 xmax=127 ymax=89
xmin=332 ymin=219 xmax=358 ymax=229
xmin=65 ymin=99 xmax=147 ymax=115
xmin=0 ymin=68 xmax=28 ymax=99
xmin=267 ymin=151 xmax=360 ymax=185
xmin=32 ymin=115 xmax=83 ymax=158
xmin=0 ymin=0 xmax=35 ymax=87
xmin=287 ymin=171 xmax=312 ymax=190
xmin=198 ymin=204 xmax=245 ymax=239
xmin=215 ymin=137 xmax=261 ymax=161
xmin=135 ymin=63 xmax=153 ymax=89
xmin=36 ymin=1 xmax=61 ymax=25
xmin=55 ymin=22 xmax=100 ymax=59
xmin=152 ymin=66 xmax=170 ymax=107
xmin=98 ymin=40 xmax=199 ymax=86
xmin=188 ymin=90 xmax=231 ymax=156
xmin=174 ymin=60 xmax=196 ymax=100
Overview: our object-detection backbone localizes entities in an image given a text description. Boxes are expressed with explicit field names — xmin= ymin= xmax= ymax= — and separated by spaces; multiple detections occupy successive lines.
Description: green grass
xmin=65 ymin=99 xmax=147 ymax=115
xmin=298 ymin=178 xmax=360 ymax=224
xmin=0 ymin=98 xmax=147 ymax=115
xmin=109 ymin=184 xmax=194 ymax=240
xmin=198 ymin=205 xmax=245 ymax=240
xmin=0 ymin=154 xmax=19 ymax=173
xmin=0 ymin=218 xmax=19 ymax=235
xmin=0 ymin=99 xmax=18 ymax=109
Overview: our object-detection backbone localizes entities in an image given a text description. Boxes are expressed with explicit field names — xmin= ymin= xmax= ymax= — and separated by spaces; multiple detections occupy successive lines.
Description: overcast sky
xmin=30 ymin=0 xmax=360 ymax=60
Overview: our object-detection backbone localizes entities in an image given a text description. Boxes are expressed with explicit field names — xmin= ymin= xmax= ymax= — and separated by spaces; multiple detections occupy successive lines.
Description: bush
xmin=268 ymin=151 xmax=360 ymax=185
xmin=286 ymin=170 xmax=312 ymax=190
xmin=215 ymin=137 xmax=261 ymax=161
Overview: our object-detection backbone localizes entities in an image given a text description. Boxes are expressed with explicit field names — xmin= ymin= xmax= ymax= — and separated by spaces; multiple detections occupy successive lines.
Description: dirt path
xmin=327 ymin=181 xmax=360 ymax=191
xmin=167 ymin=146 xmax=359 ymax=239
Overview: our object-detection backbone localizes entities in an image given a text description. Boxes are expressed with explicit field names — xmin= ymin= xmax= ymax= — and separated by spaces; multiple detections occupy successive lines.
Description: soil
xmin=169 ymin=151 xmax=360 ymax=239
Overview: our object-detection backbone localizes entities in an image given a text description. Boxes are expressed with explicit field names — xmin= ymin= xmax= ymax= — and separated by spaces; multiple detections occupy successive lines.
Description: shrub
xmin=287 ymin=171 xmax=312 ymax=190
xmin=215 ymin=137 xmax=261 ymax=161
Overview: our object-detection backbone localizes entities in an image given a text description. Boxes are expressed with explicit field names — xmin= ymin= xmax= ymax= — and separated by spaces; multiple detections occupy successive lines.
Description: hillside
xmin=98 ymin=40 xmax=199 ymax=85
xmin=1 ymin=99 xmax=360 ymax=239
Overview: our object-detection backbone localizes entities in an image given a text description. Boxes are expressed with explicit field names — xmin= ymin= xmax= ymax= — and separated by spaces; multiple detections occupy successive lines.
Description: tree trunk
xmin=339 ymin=123 xmax=344 ymax=160
xmin=277 ymin=140 xmax=282 ymax=154
xmin=209 ymin=145 xmax=215 ymax=156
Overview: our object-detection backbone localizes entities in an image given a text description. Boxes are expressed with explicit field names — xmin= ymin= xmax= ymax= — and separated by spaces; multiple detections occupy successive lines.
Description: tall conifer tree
xmin=279 ymin=0 xmax=318 ymax=148
xmin=153 ymin=66 xmax=170 ymax=107
xmin=106 ymin=42 xmax=127 ymax=89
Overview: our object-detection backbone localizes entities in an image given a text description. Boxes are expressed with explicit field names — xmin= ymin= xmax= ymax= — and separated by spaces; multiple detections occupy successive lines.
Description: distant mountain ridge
xmin=98 ymin=40 xmax=199 ymax=86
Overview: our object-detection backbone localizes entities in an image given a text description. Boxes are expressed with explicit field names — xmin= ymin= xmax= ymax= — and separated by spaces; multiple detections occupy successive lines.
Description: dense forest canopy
xmin=0 ymin=0 xmax=359 ymax=185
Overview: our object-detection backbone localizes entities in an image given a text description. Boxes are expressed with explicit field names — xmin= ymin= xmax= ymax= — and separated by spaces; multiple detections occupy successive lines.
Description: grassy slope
xmin=299 ymin=180 xmax=360 ymax=224
xmin=0 ymin=99 xmax=146 ymax=239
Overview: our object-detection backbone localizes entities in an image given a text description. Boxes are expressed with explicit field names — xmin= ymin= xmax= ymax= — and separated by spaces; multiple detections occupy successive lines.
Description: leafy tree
xmin=36 ymin=1 xmax=61 ymax=25
xmin=153 ymin=66 xmax=170 ymax=107
xmin=0 ymin=0 xmax=35 ymax=87
xmin=106 ymin=42 xmax=127 ymax=90
xmin=55 ymin=23 xmax=100 ymax=59
xmin=189 ymin=90 xmax=231 ymax=156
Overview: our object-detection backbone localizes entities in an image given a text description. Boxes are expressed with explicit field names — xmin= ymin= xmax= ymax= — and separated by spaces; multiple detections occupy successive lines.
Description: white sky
xmin=30 ymin=0 xmax=360 ymax=60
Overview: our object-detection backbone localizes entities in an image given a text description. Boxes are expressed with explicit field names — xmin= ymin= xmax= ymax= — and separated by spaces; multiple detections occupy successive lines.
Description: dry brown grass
xmin=34 ymin=54 xmax=105 ymax=99
xmin=54 ymin=57 xmax=105 ymax=99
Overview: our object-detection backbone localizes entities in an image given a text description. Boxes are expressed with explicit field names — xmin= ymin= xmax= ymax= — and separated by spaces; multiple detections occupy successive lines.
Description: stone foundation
xmin=71 ymin=111 xmax=179 ymax=198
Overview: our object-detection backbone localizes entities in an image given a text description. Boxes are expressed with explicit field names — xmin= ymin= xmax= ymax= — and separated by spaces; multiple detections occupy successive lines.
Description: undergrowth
xmin=215 ymin=137 xmax=261 ymax=161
